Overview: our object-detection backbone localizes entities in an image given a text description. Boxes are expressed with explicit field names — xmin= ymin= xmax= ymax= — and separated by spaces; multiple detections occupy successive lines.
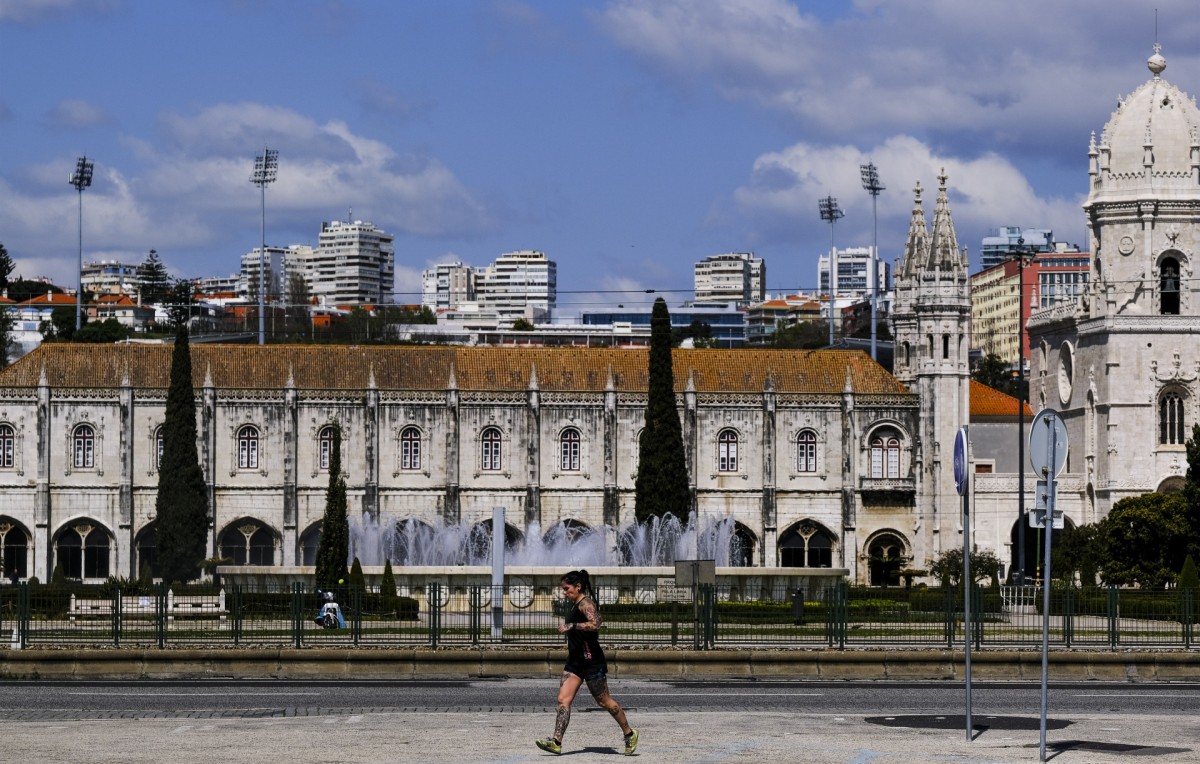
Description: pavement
xmin=6 ymin=708 xmax=1199 ymax=763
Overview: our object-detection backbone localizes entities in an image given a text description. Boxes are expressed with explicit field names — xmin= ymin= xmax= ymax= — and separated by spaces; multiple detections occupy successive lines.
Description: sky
xmin=2 ymin=0 xmax=1198 ymax=317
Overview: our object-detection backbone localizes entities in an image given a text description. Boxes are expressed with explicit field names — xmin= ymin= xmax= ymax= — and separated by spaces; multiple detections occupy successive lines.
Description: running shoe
xmin=535 ymin=738 xmax=562 ymax=755
xmin=624 ymin=728 xmax=639 ymax=756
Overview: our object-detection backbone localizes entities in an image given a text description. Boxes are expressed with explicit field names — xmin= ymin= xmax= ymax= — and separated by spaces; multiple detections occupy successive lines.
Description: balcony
xmin=859 ymin=476 xmax=916 ymax=495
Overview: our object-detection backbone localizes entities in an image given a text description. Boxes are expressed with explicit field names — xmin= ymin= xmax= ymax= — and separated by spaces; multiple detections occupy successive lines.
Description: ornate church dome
xmin=1090 ymin=45 xmax=1200 ymax=201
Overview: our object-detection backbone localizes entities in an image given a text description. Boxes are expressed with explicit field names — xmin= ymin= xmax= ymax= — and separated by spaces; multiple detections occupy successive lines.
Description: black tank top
xmin=565 ymin=596 xmax=605 ymax=670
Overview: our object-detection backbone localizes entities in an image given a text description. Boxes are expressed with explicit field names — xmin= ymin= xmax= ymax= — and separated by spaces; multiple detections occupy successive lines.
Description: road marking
xmin=348 ymin=715 xmax=362 ymax=723
xmin=621 ymin=692 xmax=824 ymax=697
xmin=1074 ymin=693 xmax=1200 ymax=698
xmin=66 ymin=692 xmax=322 ymax=697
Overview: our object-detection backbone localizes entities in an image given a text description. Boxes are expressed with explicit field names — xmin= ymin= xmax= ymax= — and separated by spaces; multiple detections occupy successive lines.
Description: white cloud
xmin=47 ymin=98 xmax=110 ymax=129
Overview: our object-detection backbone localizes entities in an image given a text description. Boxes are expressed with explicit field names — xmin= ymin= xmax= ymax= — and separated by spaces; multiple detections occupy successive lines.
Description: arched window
xmin=1160 ymin=391 xmax=1186 ymax=445
xmin=0 ymin=518 xmax=29 ymax=580
xmin=559 ymin=428 xmax=580 ymax=471
xmin=318 ymin=426 xmax=336 ymax=470
xmin=73 ymin=424 xmax=95 ymax=469
xmin=401 ymin=427 xmax=421 ymax=471
xmin=0 ymin=424 xmax=13 ymax=468
xmin=870 ymin=429 xmax=901 ymax=479
xmin=153 ymin=426 xmax=164 ymax=470
xmin=779 ymin=522 xmax=835 ymax=568
xmin=796 ymin=431 xmax=817 ymax=473
xmin=55 ymin=523 xmax=110 ymax=579
xmin=1161 ymin=257 xmax=1181 ymax=315
xmin=481 ymin=427 xmax=502 ymax=471
xmin=218 ymin=521 xmax=275 ymax=566
xmin=718 ymin=429 xmax=739 ymax=472
xmin=237 ymin=425 xmax=259 ymax=470
xmin=902 ymin=341 xmax=911 ymax=367
xmin=135 ymin=522 xmax=159 ymax=578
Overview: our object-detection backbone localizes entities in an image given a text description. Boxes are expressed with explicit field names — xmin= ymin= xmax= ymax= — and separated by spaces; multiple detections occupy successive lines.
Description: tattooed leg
xmin=586 ymin=675 xmax=631 ymax=735
xmin=553 ymin=671 xmax=583 ymax=742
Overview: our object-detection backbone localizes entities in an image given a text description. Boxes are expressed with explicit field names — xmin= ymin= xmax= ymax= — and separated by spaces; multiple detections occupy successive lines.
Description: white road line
xmin=621 ymin=692 xmax=824 ymax=696
xmin=348 ymin=715 xmax=362 ymax=723
xmin=1074 ymin=693 xmax=1200 ymax=698
xmin=66 ymin=692 xmax=323 ymax=697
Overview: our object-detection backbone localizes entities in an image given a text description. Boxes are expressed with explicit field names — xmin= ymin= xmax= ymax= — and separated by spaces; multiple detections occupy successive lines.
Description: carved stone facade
xmin=0 ymin=345 xmax=932 ymax=584
xmin=1031 ymin=45 xmax=1200 ymax=519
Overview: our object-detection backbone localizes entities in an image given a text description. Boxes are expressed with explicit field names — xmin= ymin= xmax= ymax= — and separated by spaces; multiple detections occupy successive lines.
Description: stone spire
xmin=897 ymin=181 xmax=928 ymax=279
xmin=928 ymin=170 xmax=966 ymax=273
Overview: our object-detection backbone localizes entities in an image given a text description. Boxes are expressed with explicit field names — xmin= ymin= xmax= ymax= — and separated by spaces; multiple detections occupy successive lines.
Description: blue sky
xmin=2 ymin=0 xmax=1197 ymax=316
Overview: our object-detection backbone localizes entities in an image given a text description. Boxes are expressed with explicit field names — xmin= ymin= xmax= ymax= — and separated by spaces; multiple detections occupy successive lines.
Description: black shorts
xmin=564 ymin=663 xmax=607 ymax=682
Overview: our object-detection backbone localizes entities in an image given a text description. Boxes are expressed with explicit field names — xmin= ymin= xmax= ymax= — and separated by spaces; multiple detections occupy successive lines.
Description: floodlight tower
xmin=250 ymin=147 xmax=279 ymax=345
xmin=69 ymin=156 xmax=94 ymax=332
xmin=818 ymin=196 xmax=844 ymax=346
xmin=860 ymin=162 xmax=884 ymax=362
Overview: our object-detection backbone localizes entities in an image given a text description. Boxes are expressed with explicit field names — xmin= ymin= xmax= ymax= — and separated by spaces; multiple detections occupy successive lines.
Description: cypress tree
xmin=315 ymin=422 xmax=350 ymax=587
xmin=634 ymin=298 xmax=691 ymax=522
xmin=155 ymin=324 xmax=210 ymax=584
xmin=0 ymin=242 xmax=14 ymax=367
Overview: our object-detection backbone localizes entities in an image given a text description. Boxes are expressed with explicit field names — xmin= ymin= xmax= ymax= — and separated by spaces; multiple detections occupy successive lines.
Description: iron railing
xmin=3 ymin=582 xmax=1198 ymax=650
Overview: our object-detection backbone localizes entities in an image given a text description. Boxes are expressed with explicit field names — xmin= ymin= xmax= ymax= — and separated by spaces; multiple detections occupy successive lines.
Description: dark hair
xmin=561 ymin=569 xmax=597 ymax=605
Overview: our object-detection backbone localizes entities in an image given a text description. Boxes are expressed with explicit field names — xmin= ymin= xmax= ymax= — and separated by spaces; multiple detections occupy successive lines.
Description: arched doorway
xmin=731 ymin=522 xmax=756 ymax=567
xmin=135 ymin=522 xmax=160 ymax=578
xmin=299 ymin=522 xmax=322 ymax=566
xmin=866 ymin=531 xmax=907 ymax=587
xmin=1010 ymin=516 xmax=1073 ymax=583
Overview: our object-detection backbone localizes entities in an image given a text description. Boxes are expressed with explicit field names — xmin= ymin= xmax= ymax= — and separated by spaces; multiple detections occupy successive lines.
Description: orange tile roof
xmin=20 ymin=293 xmax=76 ymax=306
xmin=970 ymin=379 xmax=1033 ymax=418
xmin=0 ymin=344 xmax=911 ymax=395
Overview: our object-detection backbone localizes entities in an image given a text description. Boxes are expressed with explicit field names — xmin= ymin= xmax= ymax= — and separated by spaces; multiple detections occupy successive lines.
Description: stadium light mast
xmin=818 ymin=196 xmax=844 ymax=347
xmin=250 ymin=147 xmax=279 ymax=345
xmin=69 ymin=156 xmax=94 ymax=332
xmin=860 ymin=162 xmax=885 ymax=362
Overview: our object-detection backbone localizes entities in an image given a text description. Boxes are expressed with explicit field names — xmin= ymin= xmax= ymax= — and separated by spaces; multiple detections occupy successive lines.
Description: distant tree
xmin=511 ymin=317 xmax=535 ymax=332
xmin=970 ymin=352 xmax=1019 ymax=398
xmin=634 ymin=298 xmax=691 ymax=522
xmin=929 ymin=547 xmax=1003 ymax=587
xmin=74 ymin=318 xmax=131 ymax=343
xmin=154 ymin=324 xmax=210 ymax=584
xmin=348 ymin=557 xmax=365 ymax=593
xmin=7 ymin=279 xmax=64 ymax=303
xmin=771 ymin=319 xmax=827 ymax=349
xmin=0 ymin=243 xmax=14 ymax=366
xmin=1184 ymin=423 xmax=1200 ymax=558
xmin=136 ymin=249 xmax=172 ymax=306
xmin=40 ymin=305 xmax=83 ymax=341
xmin=672 ymin=319 xmax=715 ymax=348
xmin=162 ymin=279 xmax=196 ymax=329
xmin=1053 ymin=523 xmax=1102 ymax=587
xmin=285 ymin=272 xmax=311 ymax=337
xmin=314 ymin=423 xmax=350 ymax=588
xmin=380 ymin=559 xmax=397 ymax=599
xmin=1181 ymin=555 xmax=1199 ymax=593
xmin=1098 ymin=492 xmax=1191 ymax=588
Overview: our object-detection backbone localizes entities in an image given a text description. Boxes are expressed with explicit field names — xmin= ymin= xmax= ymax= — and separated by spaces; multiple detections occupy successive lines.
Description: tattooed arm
xmin=571 ymin=597 xmax=603 ymax=632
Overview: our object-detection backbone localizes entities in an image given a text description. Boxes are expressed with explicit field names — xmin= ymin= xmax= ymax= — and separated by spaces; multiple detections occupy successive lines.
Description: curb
xmin=4 ymin=648 xmax=1200 ymax=681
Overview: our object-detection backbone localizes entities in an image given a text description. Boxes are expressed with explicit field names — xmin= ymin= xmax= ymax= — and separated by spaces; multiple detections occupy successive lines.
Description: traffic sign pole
xmin=954 ymin=426 xmax=972 ymax=742
xmin=1038 ymin=413 xmax=1060 ymax=762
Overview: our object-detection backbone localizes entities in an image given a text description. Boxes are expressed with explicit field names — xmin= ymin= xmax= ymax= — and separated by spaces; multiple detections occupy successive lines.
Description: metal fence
xmin=2 ymin=582 xmax=1197 ymax=650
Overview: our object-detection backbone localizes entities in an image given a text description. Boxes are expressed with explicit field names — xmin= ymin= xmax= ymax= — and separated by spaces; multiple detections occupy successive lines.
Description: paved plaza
xmin=6 ymin=708 xmax=1199 ymax=763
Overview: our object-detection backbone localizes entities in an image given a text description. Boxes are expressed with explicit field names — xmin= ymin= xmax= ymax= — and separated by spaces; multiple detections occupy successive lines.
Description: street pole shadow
xmin=1039 ymin=740 xmax=1192 ymax=760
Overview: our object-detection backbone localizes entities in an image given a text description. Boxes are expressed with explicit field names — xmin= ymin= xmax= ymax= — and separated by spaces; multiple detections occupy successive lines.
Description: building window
xmin=238 ymin=425 xmax=259 ymax=470
xmin=1161 ymin=257 xmax=1181 ymax=315
xmin=717 ymin=429 xmax=739 ymax=472
xmin=154 ymin=426 xmax=164 ymax=470
xmin=400 ymin=426 xmax=421 ymax=471
xmin=797 ymin=431 xmax=817 ymax=473
xmin=481 ymin=427 xmax=502 ymax=471
xmin=73 ymin=424 xmax=95 ymax=469
xmin=1160 ymin=391 xmax=1186 ymax=445
xmin=559 ymin=428 xmax=580 ymax=471
xmin=0 ymin=424 xmax=13 ymax=469
xmin=55 ymin=523 xmax=110 ymax=579
xmin=318 ymin=426 xmax=335 ymax=470
xmin=870 ymin=430 xmax=901 ymax=479
xmin=779 ymin=523 xmax=834 ymax=568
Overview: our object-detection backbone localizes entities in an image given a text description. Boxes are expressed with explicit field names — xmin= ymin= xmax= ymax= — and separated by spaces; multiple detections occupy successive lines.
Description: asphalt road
xmin=4 ymin=679 xmax=1200 ymax=763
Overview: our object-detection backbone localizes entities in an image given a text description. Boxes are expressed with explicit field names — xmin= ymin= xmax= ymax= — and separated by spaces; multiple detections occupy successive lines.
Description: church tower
xmin=1031 ymin=45 xmax=1200 ymax=519
xmin=891 ymin=172 xmax=971 ymax=567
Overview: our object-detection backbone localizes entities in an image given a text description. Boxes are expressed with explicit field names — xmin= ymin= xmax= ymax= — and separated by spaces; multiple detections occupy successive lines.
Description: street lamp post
xmin=818 ymin=196 xmax=844 ymax=347
xmin=1012 ymin=239 xmax=1036 ymax=585
xmin=69 ymin=156 xmax=94 ymax=332
xmin=250 ymin=148 xmax=279 ymax=346
xmin=860 ymin=163 xmax=884 ymax=362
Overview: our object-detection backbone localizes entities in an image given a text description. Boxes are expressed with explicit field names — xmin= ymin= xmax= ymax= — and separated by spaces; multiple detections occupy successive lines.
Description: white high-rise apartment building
xmin=474 ymin=250 xmax=556 ymax=320
xmin=239 ymin=246 xmax=295 ymax=301
xmin=81 ymin=259 xmax=140 ymax=297
xmin=291 ymin=219 xmax=395 ymax=306
xmin=422 ymin=261 xmax=475 ymax=312
xmin=693 ymin=252 xmax=765 ymax=305
xmin=817 ymin=246 xmax=889 ymax=298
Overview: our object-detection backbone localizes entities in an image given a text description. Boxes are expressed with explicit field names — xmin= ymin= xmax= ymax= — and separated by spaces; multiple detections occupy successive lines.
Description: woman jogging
xmin=536 ymin=569 xmax=638 ymax=756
